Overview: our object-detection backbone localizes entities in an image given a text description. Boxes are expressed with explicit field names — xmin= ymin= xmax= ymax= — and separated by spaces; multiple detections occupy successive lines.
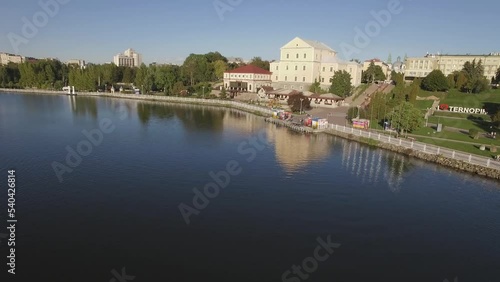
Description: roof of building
xmin=268 ymin=89 xmax=301 ymax=96
xmin=259 ymin=86 xmax=274 ymax=92
xmin=365 ymin=58 xmax=382 ymax=62
xmin=225 ymin=65 xmax=272 ymax=75
xmin=301 ymin=38 xmax=335 ymax=52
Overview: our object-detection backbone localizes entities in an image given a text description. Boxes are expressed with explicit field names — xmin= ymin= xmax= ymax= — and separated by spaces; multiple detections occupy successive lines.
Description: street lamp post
xmin=300 ymin=98 xmax=304 ymax=114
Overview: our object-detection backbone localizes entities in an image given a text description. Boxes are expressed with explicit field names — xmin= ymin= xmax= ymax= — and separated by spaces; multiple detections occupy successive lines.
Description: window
xmin=296 ymin=54 xmax=299 ymax=59
xmin=300 ymin=86 xmax=304 ymax=90
xmin=322 ymin=67 xmax=325 ymax=71
xmin=295 ymin=77 xmax=297 ymax=81
xmin=286 ymin=66 xmax=289 ymax=70
xmin=285 ymin=76 xmax=287 ymax=81
xmin=304 ymin=53 xmax=307 ymax=59
xmin=287 ymin=54 xmax=289 ymax=59
xmin=303 ymin=77 xmax=306 ymax=82
xmin=276 ymin=66 xmax=279 ymax=70
xmin=303 ymin=66 xmax=306 ymax=71
xmin=321 ymin=77 xmax=325 ymax=83
xmin=249 ymin=85 xmax=252 ymax=91
xmin=330 ymin=67 xmax=333 ymax=72
xmin=275 ymin=76 xmax=278 ymax=80
xmin=295 ymin=66 xmax=298 ymax=70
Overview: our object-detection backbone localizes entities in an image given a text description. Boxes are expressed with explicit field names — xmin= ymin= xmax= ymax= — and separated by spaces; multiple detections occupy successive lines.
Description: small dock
xmin=264 ymin=118 xmax=314 ymax=133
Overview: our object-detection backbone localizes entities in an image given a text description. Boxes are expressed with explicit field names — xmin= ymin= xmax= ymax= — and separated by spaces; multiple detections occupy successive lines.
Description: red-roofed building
xmin=223 ymin=65 xmax=273 ymax=93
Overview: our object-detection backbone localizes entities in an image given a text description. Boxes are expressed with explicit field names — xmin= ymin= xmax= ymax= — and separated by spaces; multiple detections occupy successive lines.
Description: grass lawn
xmin=417 ymin=89 xmax=447 ymax=99
xmin=441 ymin=88 xmax=500 ymax=108
xmin=415 ymin=100 xmax=434 ymax=110
xmin=412 ymin=127 xmax=500 ymax=146
xmin=413 ymin=136 xmax=498 ymax=158
xmin=433 ymin=111 xmax=491 ymax=120
xmin=427 ymin=116 xmax=494 ymax=132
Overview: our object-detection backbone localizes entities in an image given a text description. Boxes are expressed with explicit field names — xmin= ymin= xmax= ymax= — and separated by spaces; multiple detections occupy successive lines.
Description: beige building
xmin=223 ymin=65 xmax=272 ymax=93
xmin=0 ymin=53 xmax=24 ymax=65
xmin=405 ymin=53 xmax=500 ymax=80
xmin=66 ymin=59 xmax=86 ymax=69
xmin=113 ymin=48 xmax=142 ymax=67
xmin=270 ymin=37 xmax=362 ymax=92
xmin=363 ymin=58 xmax=391 ymax=80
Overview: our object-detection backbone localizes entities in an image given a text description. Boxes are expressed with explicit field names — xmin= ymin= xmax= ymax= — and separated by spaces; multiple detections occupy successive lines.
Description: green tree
xmin=330 ymin=70 xmax=353 ymax=98
xmin=220 ymin=87 xmax=227 ymax=99
xmin=172 ymin=81 xmax=186 ymax=96
xmin=446 ymin=73 xmax=456 ymax=89
xmin=387 ymin=102 xmax=424 ymax=134
xmin=249 ymin=57 xmax=270 ymax=71
xmin=362 ymin=62 xmax=386 ymax=83
xmin=408 ymin=79 xmax=420 ymax=104
xmin=309 ymin=80 xmax=327 ymax=94
xmin=213 ymin=60 xmax=227 ymax=81
xmin=461 ymin=59 xmax=490 ymax=93
xmin=287 ymin=93 xmax=311 ymax=113
xmin=421 ymin=70 xmax=449 ymax=91
xmin=495 ymin=67 xmax=500 ymax=83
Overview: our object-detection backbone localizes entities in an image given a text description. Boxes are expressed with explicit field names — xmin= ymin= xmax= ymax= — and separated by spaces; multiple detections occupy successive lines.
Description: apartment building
xmin=405 ymin=53 xmax=500 ymax=80
xmin=113 ymin=48 xmax=142 ymax=67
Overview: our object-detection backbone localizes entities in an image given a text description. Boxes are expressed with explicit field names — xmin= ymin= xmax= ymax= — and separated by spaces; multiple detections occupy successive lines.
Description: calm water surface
xmin=0 ymin=93 xmax=499 ymax=282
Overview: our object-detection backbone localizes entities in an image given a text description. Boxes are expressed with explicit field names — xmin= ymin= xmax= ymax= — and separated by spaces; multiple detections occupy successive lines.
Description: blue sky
xmin=1 ymin=0 xmax=499 ymax=64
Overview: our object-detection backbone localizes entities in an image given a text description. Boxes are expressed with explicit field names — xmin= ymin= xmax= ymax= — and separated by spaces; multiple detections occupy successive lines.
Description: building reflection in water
xmin=69 ymin=96 xmax=98 ymax=119
xmin=340 ymin=139 xmax=414 ymax=192
xmin=266 ymin=126 xmax=333 ymax=173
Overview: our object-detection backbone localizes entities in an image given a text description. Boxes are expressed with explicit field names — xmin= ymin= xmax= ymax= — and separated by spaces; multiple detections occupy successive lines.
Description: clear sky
xmin=1 ymin=0 xmax=499 ymax=64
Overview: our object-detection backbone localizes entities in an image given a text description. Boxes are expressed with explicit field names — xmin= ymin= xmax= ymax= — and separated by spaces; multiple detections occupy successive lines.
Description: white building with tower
xmin=113 ymin=48 xmax=142 ymax=67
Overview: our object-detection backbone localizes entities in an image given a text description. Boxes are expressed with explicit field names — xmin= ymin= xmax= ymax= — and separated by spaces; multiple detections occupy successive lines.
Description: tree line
xmin=421 ymin=59 xmax=498 ymax=93
xmin=0 ymin=52 xmax=272 ymax=96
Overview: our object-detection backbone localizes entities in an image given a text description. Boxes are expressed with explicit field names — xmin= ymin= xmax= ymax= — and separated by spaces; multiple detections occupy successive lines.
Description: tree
xmin=387 ymin=102 xmax=424 ymax=134
xmin=287 ymin=93 xmax=311 ymax=113
xmin=213 ymin=60 xmax=227 ymax=81
xmin=172 ymin=81 xmax=186 ymax=96
xmin=408 ymin=79 xmax=420 ymax=104
xmin=387 ymin=53 xmax=392 ymax=64
xmin=249 ymin=57 xmax=270 ymax=71
xmin=461 ymin=59 xmax=490 ymax=93
xmin=421 ymin=70 xmax=449 ymax=92
xmin=330 ymin=70 xmax=353 ymax=98
xmin=308 ymin=80 xmax=326 ymax=94
xmin=495 ymin=67 xmax=500 ymax=83
xmin=446 ymin=73 xmax=456 ymax=89
xmin=220 ymin=87 xmax=227 ymax=99
xmin=363 ymin=62 xmax=386 ymax=83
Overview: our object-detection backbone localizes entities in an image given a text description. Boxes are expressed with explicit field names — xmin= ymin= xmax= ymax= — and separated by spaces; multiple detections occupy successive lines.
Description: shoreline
xmin=1 ymin=88 xmax=499 ymax=180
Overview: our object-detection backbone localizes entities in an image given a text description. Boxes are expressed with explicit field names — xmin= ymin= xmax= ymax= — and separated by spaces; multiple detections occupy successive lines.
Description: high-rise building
xmin=113 ymin=48 xmax=142 ymax=67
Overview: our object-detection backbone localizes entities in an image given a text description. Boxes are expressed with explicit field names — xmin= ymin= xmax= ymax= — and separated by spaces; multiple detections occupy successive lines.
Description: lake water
xmin=0 ymin=93 xmax=499 ymax=282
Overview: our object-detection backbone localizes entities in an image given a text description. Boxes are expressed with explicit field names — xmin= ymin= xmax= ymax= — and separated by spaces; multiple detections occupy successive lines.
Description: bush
xmin=469 ymin=128 xmax=480 ymax=139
